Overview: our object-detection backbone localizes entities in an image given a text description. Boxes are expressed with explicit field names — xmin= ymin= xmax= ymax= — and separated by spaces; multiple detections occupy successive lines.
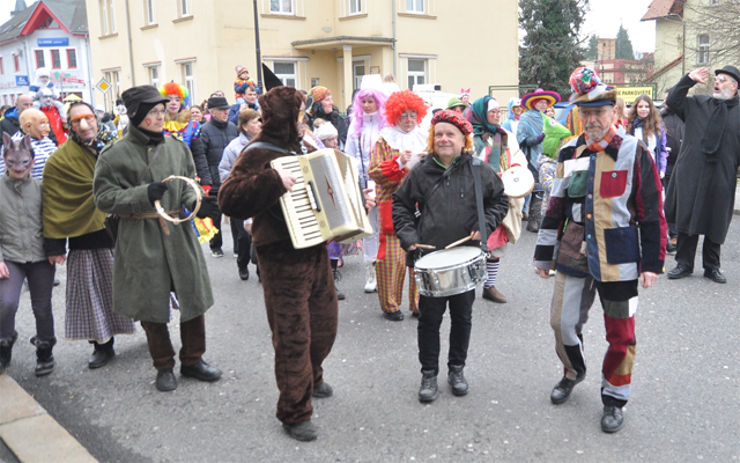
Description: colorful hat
xmin=569 ymin=67 xmax=617 ymax=107
xmin=235 ymin=65 xmax=248 ymax=76
xmin=159 ymin=81 xmax=190 ymax=108
xmin=308 ymin=86 xmax=330 ymax=103
xmin=431 ymin=109 xmax=473 ymax=136
xmin=521 ymin=88 xmax=561 ymax=110
xmin=446 ymin=97 xmax=466 ymax=110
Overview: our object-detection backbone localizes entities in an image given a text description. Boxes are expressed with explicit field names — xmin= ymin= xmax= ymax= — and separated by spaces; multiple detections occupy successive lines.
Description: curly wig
xmin=159 ymin=81 xmax=190 ymax=108
xmin=349 ymin=88 xmax=388 ymax=136
xmin=384 ymin=90 xmax=427 ymax=127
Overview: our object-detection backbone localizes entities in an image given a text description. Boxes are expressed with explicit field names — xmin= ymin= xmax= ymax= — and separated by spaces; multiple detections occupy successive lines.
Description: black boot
xmin=0 ymin=332 xmax=18 ymax=374
xmin=447 ymin=364 xmax=469 ymax=396
xmin=89 ymin=338 xmax=115 ymax=369
xmin=30 ymin=336 xmax=56 ymax=377
xmin=526 ymin=192 xmax=543 ymax=233
xmin=418 ymin=370 xmax=438 ymax=403
xmin=330 ymin=259 xmax=345 ymax=301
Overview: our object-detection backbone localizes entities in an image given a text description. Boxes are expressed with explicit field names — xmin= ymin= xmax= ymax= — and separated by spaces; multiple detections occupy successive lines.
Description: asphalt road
xmin=6 ymin=219 xmax=740 ymax=462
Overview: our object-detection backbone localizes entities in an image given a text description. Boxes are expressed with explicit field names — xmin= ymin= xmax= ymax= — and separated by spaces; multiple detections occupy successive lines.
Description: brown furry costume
xmin=218 ymin=86 xmax=338 ymax=426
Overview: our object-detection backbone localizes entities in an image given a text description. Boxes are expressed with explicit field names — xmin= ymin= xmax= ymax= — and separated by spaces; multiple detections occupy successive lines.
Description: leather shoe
xmin=238 ymin=267 xmax=250 ymax=281
xmin=283 ymin=421 xmax=318 ymax=441
xmin=601 ymin=405 xmax=624 ymax=433
xmin=156 ymin=369 xmax=177 ymax=392
xmin=88 ymin=348 xmax=114 ymax=369
xmin=180 ymin=360 xmax=222 ymax=382
xmin=550 ymin=376 xmax=583 ymax=404
xmin=482 ymin=286 xmax=507 ymax=303
xmin=667 ymin=264 xmax=692 ymax=279
xmin=383 ymin=310 xmax=404 ymax=321
xmin=703 ymin=268 xmax=726 ymax=284
xmin=312 ymin=381 xmax=333 ymax=398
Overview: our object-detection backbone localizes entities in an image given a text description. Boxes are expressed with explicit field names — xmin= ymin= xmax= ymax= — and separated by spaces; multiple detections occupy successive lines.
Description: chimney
xmin=11 ymin=0 xmax=27 ymax=16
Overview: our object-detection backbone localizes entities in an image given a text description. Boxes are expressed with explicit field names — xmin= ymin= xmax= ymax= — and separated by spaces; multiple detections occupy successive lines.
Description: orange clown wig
xmin=384 ymin=89 xmax=428 ymax=127
xmin=159 ymin=81 xmax=191 ymax=108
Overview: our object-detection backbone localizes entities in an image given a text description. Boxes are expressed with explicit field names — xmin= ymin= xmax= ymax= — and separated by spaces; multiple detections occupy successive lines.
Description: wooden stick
xmin=445 ymin=234 xmax=473 ymax=249
xmin=415 ymin=243 xmax=436 ymax=250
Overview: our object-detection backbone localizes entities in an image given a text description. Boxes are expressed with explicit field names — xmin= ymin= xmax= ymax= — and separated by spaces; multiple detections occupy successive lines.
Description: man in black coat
xmin=665 ymin=65 xmax=740 ymax=284
xmin=192 ymin=95 xmax=238 ymax=257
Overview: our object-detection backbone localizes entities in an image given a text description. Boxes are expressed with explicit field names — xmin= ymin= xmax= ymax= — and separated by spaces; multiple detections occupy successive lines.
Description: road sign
xmin=96 ymin=78 xmax=111 ymax=93
xmin=15 ymin=75 xmax=29 ymax=86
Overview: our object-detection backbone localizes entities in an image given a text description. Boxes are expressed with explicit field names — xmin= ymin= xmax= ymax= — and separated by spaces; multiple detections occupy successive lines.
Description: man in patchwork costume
xmin=532 ymin=67 xmax=666 ymax=433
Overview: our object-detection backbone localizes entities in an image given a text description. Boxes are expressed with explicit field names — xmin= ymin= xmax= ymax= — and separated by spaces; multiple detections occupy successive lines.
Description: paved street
xmin=4 ymin=219 xmax=739 ymax=462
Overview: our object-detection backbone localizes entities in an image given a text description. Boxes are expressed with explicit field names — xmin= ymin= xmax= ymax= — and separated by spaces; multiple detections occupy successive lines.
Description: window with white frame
xmin=99 ymin=0 xmax=116 ymax=35
xmin=181 ymin=61 xmax=196 ymax=103
xmin=697 ymin=34 xmax=709 ymax=65
xmin=349 ymin=0 xmax=362 ymax=14
xmin=179 ymin=0 xmax=191 ymax=16
xmin=406 ymin=0 xmax=424 ymax=13
xmin=353 ymin=60 xmax=366 ymax=90
xmin=407 ymin=58 xmax=426 ymax=89
xmin=270 ymin=0 xmax=294 ymax=14
xmin=103 ymin=70 xmax=120 ymax=110
xmin=144 ymin=0 xmax=156 ymax=24
xmin=273 ymin=61 xmax=297 ymax=87
xmin=147 ymin=65 xmax=160 ymax=88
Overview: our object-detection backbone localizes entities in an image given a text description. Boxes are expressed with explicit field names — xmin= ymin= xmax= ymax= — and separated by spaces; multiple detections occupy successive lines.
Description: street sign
xmin=15 ymin=75 xmax=29 ymax=86
xmin=96 ymin=78 xmax=111 ymax=93
xmin=616 ymin=86 xmax=655 ymax=104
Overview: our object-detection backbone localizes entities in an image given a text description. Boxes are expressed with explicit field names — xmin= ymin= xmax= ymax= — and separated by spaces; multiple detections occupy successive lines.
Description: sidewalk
xmin=0 ymin=375 xmax=97 ymax=463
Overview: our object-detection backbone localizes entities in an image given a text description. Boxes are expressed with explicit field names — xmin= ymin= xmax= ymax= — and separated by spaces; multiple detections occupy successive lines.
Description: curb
xmin=0 ymin=375 xmax=97 ymax=463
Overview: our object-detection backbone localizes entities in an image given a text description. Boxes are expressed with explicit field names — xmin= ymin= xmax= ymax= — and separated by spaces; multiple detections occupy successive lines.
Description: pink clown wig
xmin=349 ymin=88 xmax=388 ymax=137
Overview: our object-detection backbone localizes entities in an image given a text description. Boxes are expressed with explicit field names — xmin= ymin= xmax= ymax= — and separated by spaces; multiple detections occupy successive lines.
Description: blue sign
xmin=37 ymin=37 xmax=69 ymax=47
xmin=15 ymin=75 xmax=29 ymax=86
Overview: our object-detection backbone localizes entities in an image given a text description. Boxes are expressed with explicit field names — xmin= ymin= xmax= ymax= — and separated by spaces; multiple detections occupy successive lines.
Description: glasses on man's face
xmin=70 ymin=114 xmax=96 ymax=125
xmin=716 ymin=75 xmax=733 ymax=84
xmin=147 ymin=108 xmax=166 ymax=117
xmin=400 ymin=112 xmax=417 ymax=121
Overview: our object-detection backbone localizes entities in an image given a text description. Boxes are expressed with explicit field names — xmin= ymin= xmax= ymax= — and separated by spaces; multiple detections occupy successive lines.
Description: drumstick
xmin=415 ymin=243 xmax=436 ymax=250
xmin=445 ymin=235 xmax=473 ymax=249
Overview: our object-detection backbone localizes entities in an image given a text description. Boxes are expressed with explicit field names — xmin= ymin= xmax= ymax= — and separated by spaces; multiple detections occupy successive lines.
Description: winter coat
xmin=517 ymin=109 xmax=545 ymax=184
xmin=192 ymin=118 xmax=238 ymax=190
xmin=660 ymin=108 xmax=684 ymax=175
xmin=219 ymin=132 xmax=252 ymax=182
xmin=93 ymin=125 xmax=214 ymax=323
xmin=665 ymin=73 xmax=740 ymax=244
xmin=392 ymin=153 xmax=508 ymax=251
xmin=0 ymin=174 xmax=46 ymax=263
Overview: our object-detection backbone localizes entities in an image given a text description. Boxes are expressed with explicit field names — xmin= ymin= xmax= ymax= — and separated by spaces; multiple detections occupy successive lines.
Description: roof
xmin=0 ymin=0 xmax=87 ymax=44
xmin=641 ymin=0 xmax=684 ymax=20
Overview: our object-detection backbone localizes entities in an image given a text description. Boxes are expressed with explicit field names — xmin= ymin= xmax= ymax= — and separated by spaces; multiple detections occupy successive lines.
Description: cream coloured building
xmin=85 ymin=0 xmax=519 ymax=111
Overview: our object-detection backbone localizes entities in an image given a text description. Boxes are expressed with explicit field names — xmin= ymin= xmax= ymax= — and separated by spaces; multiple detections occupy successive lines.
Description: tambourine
xmin=154 ymin=175 xmax=202 ymax=223
xmin=501 ymin=164 xmax=535 ymax=199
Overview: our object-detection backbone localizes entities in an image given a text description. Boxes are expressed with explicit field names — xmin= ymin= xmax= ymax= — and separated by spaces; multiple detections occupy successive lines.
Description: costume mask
xmin=19 ymin=108 xmax=50 ymax=139
xmin=2 ymin=133 xmax=34 ymax=178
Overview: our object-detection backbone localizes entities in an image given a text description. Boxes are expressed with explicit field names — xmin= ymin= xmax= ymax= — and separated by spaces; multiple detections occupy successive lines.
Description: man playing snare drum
xmin=392 ymin=110 xmax=508 ymax=403
xmin=532 ymin=67 xmax=666 ymax=433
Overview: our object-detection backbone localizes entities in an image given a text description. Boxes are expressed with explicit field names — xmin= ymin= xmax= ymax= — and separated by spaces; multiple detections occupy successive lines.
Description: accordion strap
xmin=244 ymin=141 xmax=295 ymax=155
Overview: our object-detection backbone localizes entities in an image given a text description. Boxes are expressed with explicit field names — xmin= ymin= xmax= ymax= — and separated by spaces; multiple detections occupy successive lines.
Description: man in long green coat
xmin=93 ymin=85 xmax=222 ymax=392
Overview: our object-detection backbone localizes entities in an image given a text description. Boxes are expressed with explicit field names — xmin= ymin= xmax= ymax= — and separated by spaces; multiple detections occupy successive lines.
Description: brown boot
xmin=482 ymin=286 xmax=507 ymax=303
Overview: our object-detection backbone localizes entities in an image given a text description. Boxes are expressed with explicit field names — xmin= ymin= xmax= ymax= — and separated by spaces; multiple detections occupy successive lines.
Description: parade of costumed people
xmin=517 ymin=87 xmax=561 ymax=232
xmin=467 ymin=95 xmax=527 ymax=304
xmin=368 ymin=89 xmax=428 ymax=321
xmin=344 ymin=83 xmax=388 ymax=294
xmin=42 ymin=101 xmax=135 ymax=369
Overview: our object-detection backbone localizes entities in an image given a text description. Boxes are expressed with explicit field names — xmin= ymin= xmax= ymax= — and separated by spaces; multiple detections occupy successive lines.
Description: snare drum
xmin=501 ymin=164 xmax=535 ymax=198
xmin=414 ymin=246 xmax=487 ymax=297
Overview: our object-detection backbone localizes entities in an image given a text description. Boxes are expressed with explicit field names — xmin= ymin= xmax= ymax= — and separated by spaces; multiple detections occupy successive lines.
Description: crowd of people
xmin=0 ymin=62 xmax=738 ymax=442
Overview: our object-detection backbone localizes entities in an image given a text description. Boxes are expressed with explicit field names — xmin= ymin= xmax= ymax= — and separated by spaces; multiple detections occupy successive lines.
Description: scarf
xmin=69 ymin=124 xmax=117 ymax=157
xmin=469 ymin=96 xmax=503 ymax=136
xmin=585 ymin=125 xmax=617 ymax=152
xmin=377 ymin=125 xmax=427 ymax=154
xmin=700 ymin=95 xmax=738 ymax=161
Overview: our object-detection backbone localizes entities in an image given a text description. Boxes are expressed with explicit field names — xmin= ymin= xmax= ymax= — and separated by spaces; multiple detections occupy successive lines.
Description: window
xmin=103 ymin=70 xmax=120 ymax=111
xmin=697 ymin=34 xmax=710 ymax=65
xmin=406 ymin=0 xmax=424 ymax=13
xmin=144 ymin=0 xmax=156 ymax=24
xmin=181 ymin=61 xmax=195 ymax=103
xmin=273 ymin=62 xmax=297 ymax=87
xmin=99 ymin=0 xmax=116 ymax=35
xmin=147 ymin=65 xmax=160 ymax=88
xmin=34 ymin=50 xmax=45 ymax=68
xmin=407 ymin=58 xmax=426 ymax=89
xmin=270 ymin=0 xmax=293 ymax=14
xmin=349 ymin=0 xmax=362 ymax=14
xmin=50 ymin=49 xmax=61 ymax=69
xmin=178 ymin=0 xmax=191 ymax=16
xmin=13 ymin=55 xmax=19 ymax=72
xmin=353 ymin=60 xmax=366 ymax=90
xmin=66 ymin=49 xmax=77 ymax=69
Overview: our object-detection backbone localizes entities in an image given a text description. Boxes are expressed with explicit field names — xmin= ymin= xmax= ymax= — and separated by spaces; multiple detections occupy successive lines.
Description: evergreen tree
xmin=615 ymin=24 xmax=635 ymax=59
xmin=519 ymin=0 xmax=587 ymax=97
xmin=584 ymin=34 xmax=599 ymax=60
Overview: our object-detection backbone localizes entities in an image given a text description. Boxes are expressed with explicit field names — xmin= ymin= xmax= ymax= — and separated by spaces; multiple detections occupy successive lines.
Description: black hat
xmin=121 ymin=85 xmax=168 ymax=122
xmin=714 ymin=65 xmax=740 ymax=84
xmin=207 ymin=96 xmax=230 ymax=109
xmin=262 ymin=63 xmax=284 ymax=92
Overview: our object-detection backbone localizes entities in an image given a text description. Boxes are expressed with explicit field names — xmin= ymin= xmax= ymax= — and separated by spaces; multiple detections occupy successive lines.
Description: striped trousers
xmin=376 ymin=234 xmax=418 ymax=314
xmin=549 ymin=272 xmax=637 ymax=407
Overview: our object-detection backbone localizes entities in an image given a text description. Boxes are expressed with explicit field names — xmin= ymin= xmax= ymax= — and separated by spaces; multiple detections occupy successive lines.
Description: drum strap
xmin=471 ymin=158 xmax=489 ymax=254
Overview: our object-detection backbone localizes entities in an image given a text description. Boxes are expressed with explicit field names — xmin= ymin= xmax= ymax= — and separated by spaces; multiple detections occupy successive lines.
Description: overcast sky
xmin=0 ymin=0 xmax=657 ymax=53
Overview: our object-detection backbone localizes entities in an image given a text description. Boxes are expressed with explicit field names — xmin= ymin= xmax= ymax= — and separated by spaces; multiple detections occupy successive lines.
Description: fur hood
xmin=255 ymin=86 xmax=304 ymax=151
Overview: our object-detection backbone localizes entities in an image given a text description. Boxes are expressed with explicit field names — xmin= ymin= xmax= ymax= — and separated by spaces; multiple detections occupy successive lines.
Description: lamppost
xmin=253 ymin=0 xmax=263 ymax=90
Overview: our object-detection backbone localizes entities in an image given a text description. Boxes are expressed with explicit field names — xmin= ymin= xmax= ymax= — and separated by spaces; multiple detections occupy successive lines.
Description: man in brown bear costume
xmin=218 ymin=86 xmax=338 ymax=442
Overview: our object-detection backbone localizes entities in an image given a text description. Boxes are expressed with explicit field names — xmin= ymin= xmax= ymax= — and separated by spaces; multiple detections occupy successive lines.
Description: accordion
xmin=270 ymin=148 xmax=373 ymax=249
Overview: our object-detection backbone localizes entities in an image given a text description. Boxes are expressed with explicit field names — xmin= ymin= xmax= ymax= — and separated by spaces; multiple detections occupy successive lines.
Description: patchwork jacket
xmin=533 ymin=129 xmax=666 ymax=282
